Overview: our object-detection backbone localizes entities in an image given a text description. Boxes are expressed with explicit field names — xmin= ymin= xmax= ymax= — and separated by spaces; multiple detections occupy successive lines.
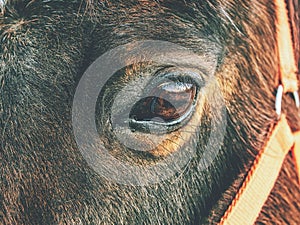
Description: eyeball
xmin=129 ymin=77 xmax=197 ymax=134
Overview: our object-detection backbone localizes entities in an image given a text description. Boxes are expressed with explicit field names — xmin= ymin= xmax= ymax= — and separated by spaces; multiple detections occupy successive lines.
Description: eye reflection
xmin=129 ymin=79 xmax=197 ymax=133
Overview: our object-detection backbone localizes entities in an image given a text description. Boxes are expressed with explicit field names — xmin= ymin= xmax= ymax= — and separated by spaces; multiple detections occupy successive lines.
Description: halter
xmin=219 ymin=0 xmax=300 ymax=224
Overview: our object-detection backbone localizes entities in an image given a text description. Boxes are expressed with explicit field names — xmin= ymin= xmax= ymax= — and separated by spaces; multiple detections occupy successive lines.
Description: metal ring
xmin=275 ymin=85 xmax=300 ymax=116
xmin=293 ymin=91 xmax=300 ymax=108
xmin=275 ymin=85 xmax=283 ymax=116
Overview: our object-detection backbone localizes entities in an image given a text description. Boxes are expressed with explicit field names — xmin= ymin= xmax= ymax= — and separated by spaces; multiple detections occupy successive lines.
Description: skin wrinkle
xmin=0 ymin=0 xmax=299 ymax=224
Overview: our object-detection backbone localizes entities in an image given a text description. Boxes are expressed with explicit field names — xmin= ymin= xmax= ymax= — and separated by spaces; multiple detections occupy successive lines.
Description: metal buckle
xmin=275 ymin=84 xmax=300 ymax=116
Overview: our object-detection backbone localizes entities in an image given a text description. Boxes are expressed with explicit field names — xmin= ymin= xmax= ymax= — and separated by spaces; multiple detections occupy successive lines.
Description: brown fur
xmin=0 ymin=0 xmax=299 ymax=224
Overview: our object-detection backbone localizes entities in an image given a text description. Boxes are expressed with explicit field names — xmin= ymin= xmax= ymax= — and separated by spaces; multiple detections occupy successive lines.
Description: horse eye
xmin=129 ymin=78 xmax=197 ymax=133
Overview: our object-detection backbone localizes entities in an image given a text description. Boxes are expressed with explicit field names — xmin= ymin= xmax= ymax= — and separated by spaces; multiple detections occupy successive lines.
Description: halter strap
xmin=218 ymin=0 xmax=300 ymax=224
xmin=276 ymin=0 xmax=298 ymax=93
xmin=274 ymin=0 xmax=300 ymax=185
xmin=219 ymin=116 xmax=295 ymax=225
xmin=293 ymin=131 xmax=300 ymax=184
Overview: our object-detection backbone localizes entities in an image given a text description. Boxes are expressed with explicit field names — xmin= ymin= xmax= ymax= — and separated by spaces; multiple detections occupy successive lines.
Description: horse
xmin=1 ymin=0 xmax=299 ymax=224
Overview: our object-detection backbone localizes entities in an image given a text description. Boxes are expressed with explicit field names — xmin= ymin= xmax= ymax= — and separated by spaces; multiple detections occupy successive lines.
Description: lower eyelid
xmin=148 ymin=94 xmax=205 ymax=157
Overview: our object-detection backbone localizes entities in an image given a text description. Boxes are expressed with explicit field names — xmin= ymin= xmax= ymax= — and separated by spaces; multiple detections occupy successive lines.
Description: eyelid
xmin=159 ymin=82 xmax=194 ymax=93
xmin=145 ymin=67 xmax=206 ymax=94
xmin=130 ymin=99 xmax=196 ymax=128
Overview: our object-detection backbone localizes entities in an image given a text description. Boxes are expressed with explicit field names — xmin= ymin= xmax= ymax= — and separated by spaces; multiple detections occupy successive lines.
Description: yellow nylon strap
xmin=293 ymin=131 xmax=300 ymax=185
xmin=275 ymin=0 xmax=298 ymax=92
xmin=218 ymin=1 xmax=299 ymax=224
xmin=218 ymin=115 xmax=295 ymax=225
